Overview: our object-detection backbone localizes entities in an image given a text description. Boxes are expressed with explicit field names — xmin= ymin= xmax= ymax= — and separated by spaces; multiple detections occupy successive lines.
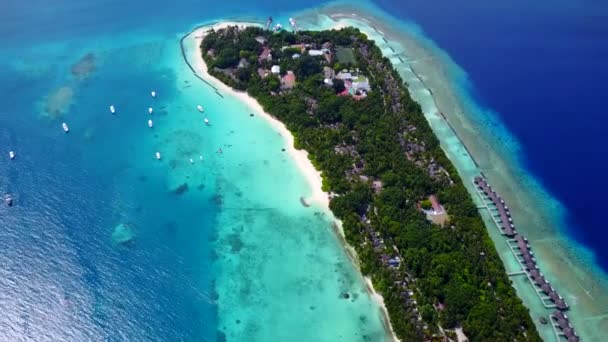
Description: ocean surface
xmin=2 ymin=0 xmax=608 ymax=341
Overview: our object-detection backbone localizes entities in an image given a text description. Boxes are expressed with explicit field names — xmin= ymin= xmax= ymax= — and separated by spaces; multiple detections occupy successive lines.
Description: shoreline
xmin=187 ymin=21 xmax=400 ymax=342
xmin=190 ymin=22 xmax=329 ymax=208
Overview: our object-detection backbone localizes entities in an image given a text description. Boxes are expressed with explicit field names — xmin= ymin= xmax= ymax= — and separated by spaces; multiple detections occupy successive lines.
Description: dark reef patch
xmin=172 ymin=183 xmax=189 ymax=195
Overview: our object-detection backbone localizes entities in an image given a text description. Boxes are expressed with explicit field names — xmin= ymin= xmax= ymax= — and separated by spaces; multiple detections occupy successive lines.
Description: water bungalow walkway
xmin=472 ymin=176 xmax=579 ymax=341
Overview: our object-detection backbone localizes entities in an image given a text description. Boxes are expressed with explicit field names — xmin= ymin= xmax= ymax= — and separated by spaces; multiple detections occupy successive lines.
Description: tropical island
xmin=200 ymin=25 xmax=540 ymax=341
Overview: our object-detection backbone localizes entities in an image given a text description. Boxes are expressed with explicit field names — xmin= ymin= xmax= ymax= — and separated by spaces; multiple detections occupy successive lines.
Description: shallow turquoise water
xmin=3 ymin=0 xmax=608 ymax=340
xmin=0 ymin=1 xmax=390 ymax=340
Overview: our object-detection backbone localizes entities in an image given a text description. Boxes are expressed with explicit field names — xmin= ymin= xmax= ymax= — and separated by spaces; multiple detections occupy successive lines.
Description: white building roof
xmin=271 ymin=65 xmax=281 ymax=74
xmin=308 ymin=49 xmax=324 ymax=56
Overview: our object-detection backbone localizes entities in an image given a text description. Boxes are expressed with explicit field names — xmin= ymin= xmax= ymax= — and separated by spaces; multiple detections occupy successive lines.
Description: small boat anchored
xmin=197 ymin=104 xmax=204 ymax=112
xmin=62 ymin=122 xmax=69 ymax=133
xmin=9 ymin=151 xmax=15 ymax=160
xmin=148 ymin=119 xmax=153 ymax=128
xmin=155 ymin=152 xmax=161 ymax=160
xmin=189 ymin=158 xmax=194 ymax=164
xmin=110 ymin=105 xmax=116 ymax=114
xmin=289 ymin=18 xmax=298 ymax=32
xmin=151 ymin=90 xmax=157 ymax=98
xmin=4 ymin=195 xmax=13 ymax=206
xmin=148 ymin=107 xmax=153 ymax=115
xmin=204 ymin=118 xmax=210 ymax=125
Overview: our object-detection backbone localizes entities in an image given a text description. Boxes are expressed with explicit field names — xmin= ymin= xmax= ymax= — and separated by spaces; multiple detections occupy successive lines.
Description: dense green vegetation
xmin=202 ymin=26 xmax=540 ymax=341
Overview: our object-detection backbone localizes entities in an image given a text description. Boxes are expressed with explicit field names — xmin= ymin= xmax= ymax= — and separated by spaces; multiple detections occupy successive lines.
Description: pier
xmin=473 ymin=176 xmax=578 ymax=340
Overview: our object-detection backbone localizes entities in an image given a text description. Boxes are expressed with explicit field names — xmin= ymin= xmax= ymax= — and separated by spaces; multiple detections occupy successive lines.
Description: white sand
xmin=364 ymin=277 xmax=401 ymax=342
xmin=191 ymin=22 xmax=328 ymax=207
xmin=190 ymin=22 xmax=399 ymax=342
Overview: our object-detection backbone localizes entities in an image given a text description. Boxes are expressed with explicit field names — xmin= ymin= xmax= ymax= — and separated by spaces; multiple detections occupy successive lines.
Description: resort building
xmin=271 ymin=65 xmax=281 ymax=74
xmin=420 ymin=195 xmax=448 ymax=225
xmin=255 ymin=36 xmax=267 ymax=44
xmin=281 ymin=71 xmax=296 ymax=89
xmin=308 ymin=49 xmax=325 ymax=56
xmin=257 ymin=68 xmax=270 ymax=78
xmin=259 ymin=46 xmax=272 ymax=62
xmin=238 ymin=58 xmax=249 ymax=68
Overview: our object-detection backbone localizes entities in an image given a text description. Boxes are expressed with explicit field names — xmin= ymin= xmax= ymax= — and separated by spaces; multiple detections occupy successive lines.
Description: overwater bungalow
xmin=555 ymin=297 xmax=569 ymax=310
xmin=557 ymin=317 xmax=570 ymax=330
xmin=565 ymin=331 xmax=580 ymax=342
xmin=535 ymin=276 xmax=548 ymax=287
xmin=529 ymin=269 xmax=541 ymax=280
xmin=522 ymin=253 xmax=535 ymax=265
xmin=553 ymin=310 xmax=578 ymax=338
xmin=515 ymin=235 xmax=530 ymax=254
xmin=549 ymin=291 xmax=560 ymax=301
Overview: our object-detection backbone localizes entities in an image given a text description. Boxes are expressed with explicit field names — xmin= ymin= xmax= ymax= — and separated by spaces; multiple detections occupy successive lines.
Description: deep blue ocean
xmin=2 ymin=0 xmax=608 ymax=340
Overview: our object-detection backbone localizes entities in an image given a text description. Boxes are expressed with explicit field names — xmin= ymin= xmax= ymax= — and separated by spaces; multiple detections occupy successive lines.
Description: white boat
xmin=189 ymin=158 xmax=194 ymax=164
xmin=197 ymin=105 xmax=204 ymax=112
xmin=151 ymin=91 xmax=156 ymax=98
xmin=62 ymin=122 xmax=69 ymax=133
xmin=289 ymin=17 xmax=298 ymax=32
xmin=148 ymin=119 xmax=153 ymax=128
xmin=110 ymin=105 xmax=116 ymax=114
xmin=148 ymin=107 xmax=153 ymax=114
xmin=9 ymin=151 xmax=15 ymax=160
xmin=204 ymin=118 xmax=210 ymax=125
xmin=155 ymin=152 xmax=161 ymax=160
xmin=199 ymin=155 xmax=204 ymax=160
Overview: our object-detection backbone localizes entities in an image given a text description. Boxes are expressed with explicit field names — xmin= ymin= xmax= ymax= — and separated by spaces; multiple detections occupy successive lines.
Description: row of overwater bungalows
xmin=474 ymin=176 xmax=516 ymax=236
xmin=474 ymin=176 xmax=580 ymax=339
xmin=553 ymin=310 xmax=580 ymax=341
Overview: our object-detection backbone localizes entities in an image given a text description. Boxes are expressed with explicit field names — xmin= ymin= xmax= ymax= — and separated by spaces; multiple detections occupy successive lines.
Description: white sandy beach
xmin=190 ymin=22 xmax=400 ymax=342
xmin=191 ymin=22 xmax=329 ymax=208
